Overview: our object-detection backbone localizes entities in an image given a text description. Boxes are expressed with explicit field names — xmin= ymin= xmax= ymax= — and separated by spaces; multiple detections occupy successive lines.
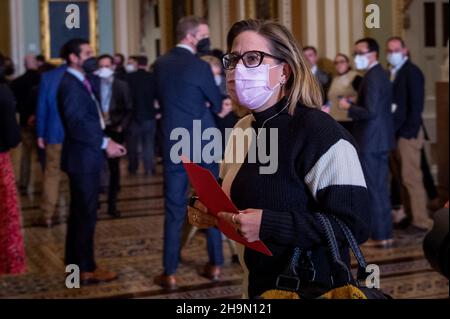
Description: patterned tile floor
xmin=1 ymin=154 xmax=448 ymax=299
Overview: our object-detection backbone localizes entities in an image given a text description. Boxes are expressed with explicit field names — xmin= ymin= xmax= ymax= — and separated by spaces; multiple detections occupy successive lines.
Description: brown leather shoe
xmin=153 ymin=274 xmax=178 ymax=290
xmin=80 ymin=268 xmax=118 ymax=285
xmin=198 ymin=264 xmax=221 ymax=282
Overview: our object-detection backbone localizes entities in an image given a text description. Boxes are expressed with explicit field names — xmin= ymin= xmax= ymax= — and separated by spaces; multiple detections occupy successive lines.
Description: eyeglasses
xmin=222 ymin=50 xmax=283 ymax=70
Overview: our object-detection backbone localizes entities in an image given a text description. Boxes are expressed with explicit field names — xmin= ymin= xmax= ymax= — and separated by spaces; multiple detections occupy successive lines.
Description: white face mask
xmin=126 ymin=64 xmax=137 ymax=73
xmin=96 ymin=67 xmax=114 ymax=79
xmin=231 ymin=64 xmax=282 ymax=111
xmin=354 ymin=54 xmax=370 ymax=71
xmin=387 ymin=52 xmax=405 ymax=67
xmin=214 ymin=75 xmax=222 ymax=86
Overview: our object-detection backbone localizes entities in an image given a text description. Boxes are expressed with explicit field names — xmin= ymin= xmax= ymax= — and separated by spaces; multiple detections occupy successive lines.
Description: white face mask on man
xmin=354 ymin=54 xmax=370 ymax=71
xmin=387 ymin=52 xmax=406 ymax=67
xmin=230 ymin=63 xmax=283 ymax=111
xmin=126 ymin=64 xmax=137 ymax=73
xmin=96 ymin=67 xmax=114 ymax=79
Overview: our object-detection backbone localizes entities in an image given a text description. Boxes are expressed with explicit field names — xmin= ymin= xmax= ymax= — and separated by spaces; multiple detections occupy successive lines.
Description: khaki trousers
xmin=40 ymin=144 xmax=62 ymax=220
xmin=395 ymin=130 xmax=433 ymax=229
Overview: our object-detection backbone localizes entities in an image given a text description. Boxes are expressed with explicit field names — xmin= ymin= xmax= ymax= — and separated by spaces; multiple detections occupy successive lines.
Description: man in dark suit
xmin=339 ymin=38 xmax=395 ymax=248
xmin=126 ymin=55 xmax=158 ymax=176
xmin=58 ymin=39 xmax=126 ymax=285
xmin=303 ymin=46 xmax=331 ymax=104
xmin=387 ymin=37 xmax=433 ymax=232
xmin=97 ymin=54 xmax=133 ymax=217
xmin=153 ymin=16 xmax=224 ymax=289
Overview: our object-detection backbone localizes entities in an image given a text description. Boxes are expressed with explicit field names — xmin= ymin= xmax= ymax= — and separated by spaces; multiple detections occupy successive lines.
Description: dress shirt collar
xmin=176 ymin=44 xmax=195 ymax=55
xmin=67 ymin=67 xmax=86 ymax=83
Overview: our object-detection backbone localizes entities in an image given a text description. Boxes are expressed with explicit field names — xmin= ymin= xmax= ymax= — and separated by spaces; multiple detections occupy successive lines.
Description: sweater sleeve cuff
xmin=260 ymin=209 xmax=293 ymax=242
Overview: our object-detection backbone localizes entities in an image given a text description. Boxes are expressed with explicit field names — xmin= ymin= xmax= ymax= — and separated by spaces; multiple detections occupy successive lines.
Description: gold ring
xmin=193 ymin=213 xmax=198 ymax=223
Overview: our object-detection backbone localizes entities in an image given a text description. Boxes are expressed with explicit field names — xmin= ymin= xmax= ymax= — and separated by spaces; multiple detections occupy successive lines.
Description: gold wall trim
xmin=40 ymin=0 xmax=98 ymax=64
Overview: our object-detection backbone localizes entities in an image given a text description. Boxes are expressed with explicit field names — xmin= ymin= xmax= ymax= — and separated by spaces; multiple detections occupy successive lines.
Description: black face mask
xmin=82 ymin=57 xmax=98 ymax=74
xmin=196 ymin=38 xmax=211 ymax=55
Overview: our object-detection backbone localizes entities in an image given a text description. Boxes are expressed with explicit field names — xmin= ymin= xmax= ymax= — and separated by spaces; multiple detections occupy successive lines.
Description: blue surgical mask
xmin=387 ymin=52 xmax=405 ymax=67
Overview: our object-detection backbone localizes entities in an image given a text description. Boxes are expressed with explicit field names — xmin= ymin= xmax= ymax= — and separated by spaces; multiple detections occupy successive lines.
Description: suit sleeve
xmin=200 ymin=63 xmax=223 ymax=114
xmin=348 ymin=74 xmax=379 ymax=121
xmin=401 ymin=67 xmax=425 ymax=139
xmin=58 ymin=81 xmax=104 ymax=149
xmin=36 ymin=75 xmax=49 ymax=139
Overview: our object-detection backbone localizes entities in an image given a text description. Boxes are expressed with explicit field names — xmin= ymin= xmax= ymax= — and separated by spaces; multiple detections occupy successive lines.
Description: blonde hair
xmin=226 ymin=20 xmax=323 ymax=114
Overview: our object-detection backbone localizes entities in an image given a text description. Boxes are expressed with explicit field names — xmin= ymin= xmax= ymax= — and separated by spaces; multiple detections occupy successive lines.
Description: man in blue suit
xmin=339 ymin=38 xmax=395 ymax=248
xmin=58 ymin=39 xmax=126 ymax=285
xmin=35 ymin=64 xmax=67 ymax=227
xmin=153 ymin=16 xmax=224 ymax=289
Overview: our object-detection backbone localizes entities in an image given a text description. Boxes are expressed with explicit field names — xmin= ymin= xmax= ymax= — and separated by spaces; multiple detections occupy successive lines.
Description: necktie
xmin=83 ymin=79 xmax=106 ymax=130
xmin=390 ymin=69 xmax=396 ymax=82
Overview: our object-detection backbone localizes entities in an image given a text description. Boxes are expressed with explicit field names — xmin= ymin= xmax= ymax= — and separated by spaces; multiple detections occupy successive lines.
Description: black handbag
xmin=259 ymin=213 xmax=392 ymax=299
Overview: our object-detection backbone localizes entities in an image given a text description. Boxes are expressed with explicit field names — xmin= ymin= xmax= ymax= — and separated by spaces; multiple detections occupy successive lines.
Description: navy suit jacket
xmin=349 ymin=64 xmax=395 ymax=153
xmin=154 ymin=47 xmax=223 ymax=166
xmin=392 ymin=60 xmax=425 ymax=139
xmin=57 ymin=72 xmax=106 ymax=175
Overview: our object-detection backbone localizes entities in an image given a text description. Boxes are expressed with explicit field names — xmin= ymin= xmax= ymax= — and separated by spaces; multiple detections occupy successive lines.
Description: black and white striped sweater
xmin=227 ymin=98 xmax=371 ymax=298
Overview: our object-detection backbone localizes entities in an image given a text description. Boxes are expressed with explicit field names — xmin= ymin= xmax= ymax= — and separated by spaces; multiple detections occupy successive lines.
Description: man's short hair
xmin=176 ymin=16 xmax=207 ymax=43
xmin=60 ymin=38 xmax=90 ymax=64
xmin=355 ymin=37 xmax=380 ymax=56
xmin=129 ymin=55 xmax=148 ymax=67
xmin=387 ymin=36 xmax=406 ymax=48
xmin=98 ymin=54 xmax=114 ymax=64
xmin=302 ymin=46 xmax=318 ymax=55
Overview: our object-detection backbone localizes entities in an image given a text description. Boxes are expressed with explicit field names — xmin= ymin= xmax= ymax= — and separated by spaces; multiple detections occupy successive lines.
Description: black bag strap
xmin=316 ymin=213 xmax=353 ymax=286
xmin=276 ymin=213 xmax=370 ymax=291
xmin=330 ymin=215 xmax=369 ymax=283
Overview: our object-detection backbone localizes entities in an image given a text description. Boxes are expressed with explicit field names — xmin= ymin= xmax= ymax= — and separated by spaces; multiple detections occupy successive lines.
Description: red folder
xmin=181 ymin=157 xmax=272 ymax=256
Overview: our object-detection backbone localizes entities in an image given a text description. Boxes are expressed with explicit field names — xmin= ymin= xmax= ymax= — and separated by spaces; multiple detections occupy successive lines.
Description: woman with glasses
xmin=327 ymin=53 xmax=362 ymax=134
xmin=187 ymin=20 xmax=370 ymax=299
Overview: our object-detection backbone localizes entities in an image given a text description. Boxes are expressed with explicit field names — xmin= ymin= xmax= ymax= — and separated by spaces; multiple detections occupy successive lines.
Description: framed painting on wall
xmin=40 ymin=0 xmax=98 ymax=63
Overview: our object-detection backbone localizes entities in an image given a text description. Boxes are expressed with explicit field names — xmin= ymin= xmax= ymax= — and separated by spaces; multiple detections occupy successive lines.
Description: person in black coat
xmin=57 ymin=39 xmax=126 ymax=285
xmin=339 ymin=38 xmax=395 ymax=248
xmin=9 ymin=55 xmax=41 ymax=194
xmin=126 ymin=56 xmax=158 ymax=175
xmin=0 ymin=56 xmax=21 ymax=154
xmin=387 ymin=37 xmax=433 ymax=232
xmin=153 ymin=16 xmax=224 ymax=289
xmin=97 ymin=54 xmax=133 ymax=217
